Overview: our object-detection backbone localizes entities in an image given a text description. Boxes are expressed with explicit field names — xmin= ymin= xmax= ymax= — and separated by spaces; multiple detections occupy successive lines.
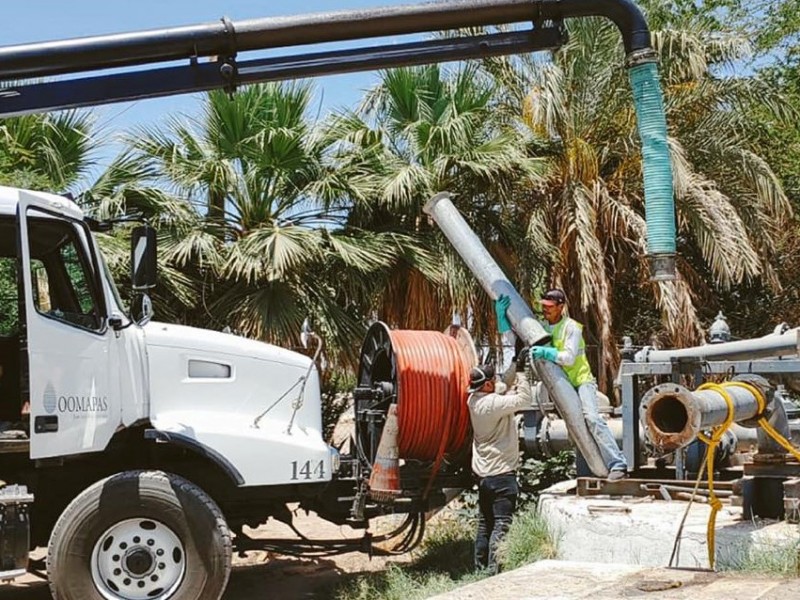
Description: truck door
xmin=17 ymin=191 xmax=119 ymax=459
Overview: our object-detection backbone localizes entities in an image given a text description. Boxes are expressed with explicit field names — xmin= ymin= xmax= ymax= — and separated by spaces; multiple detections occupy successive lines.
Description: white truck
xmin=0 ymin=1 xmax=665 ymax=598
xmin=1 ymin=187 xmax=349 ymax=598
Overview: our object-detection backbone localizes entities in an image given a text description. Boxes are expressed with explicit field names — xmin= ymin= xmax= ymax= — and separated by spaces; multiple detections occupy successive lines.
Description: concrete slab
xmin=429 ymin=560 xmax=800 ymax=600
xmin=538 ymin=487 xmax=800 ymax=569
xmin=431 ymin=483 xmax=800 ymax=600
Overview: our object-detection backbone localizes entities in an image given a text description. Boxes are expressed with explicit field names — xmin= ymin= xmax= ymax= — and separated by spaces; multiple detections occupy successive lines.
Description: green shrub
xmin=496 ymin=508 xmax=558 ymax=571
xmin=412 ymin=513 xmax=476 ymax=577
xmin=517 ymin=451 xmax=576 ymax=507
xmin=335 ymin=565 xmax=487 ymax=600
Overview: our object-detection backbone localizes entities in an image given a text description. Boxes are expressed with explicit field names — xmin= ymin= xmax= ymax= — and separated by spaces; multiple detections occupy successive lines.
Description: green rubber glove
xmin=530 ymin=346 xmax=558 ymax=363
xmin=494 ymin=294 xmax=512 ymax=333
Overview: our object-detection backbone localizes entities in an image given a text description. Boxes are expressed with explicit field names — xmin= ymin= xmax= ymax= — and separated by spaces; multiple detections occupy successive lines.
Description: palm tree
xmin=98 ymin=82 xmax=416 ymax=361
xmin=327 ymin=63 xmax=544 ymax=341
xmin=78 ymin=152 xmax=203 ymax=324
xmin=481 ymin=2 xmax=793 ymax=387
xmin=0 ymin=110 xmax=96 ymax=191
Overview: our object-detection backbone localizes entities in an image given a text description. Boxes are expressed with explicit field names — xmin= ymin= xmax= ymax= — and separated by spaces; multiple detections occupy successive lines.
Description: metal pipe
xmin=731 ymin=423 xmax=759 ymax=453
xmin=526 ymin=413 xmax=761 ymax=463
xmin=0 ymin=0 xmax=653 ymax=79
xmin=756 ymin=388 xmax=792 ymax=455
xmin=423 ymin=192 xmax=550 ymax=346
xmin=641 ymin=382 xmax=761 ymax=453
xmin=533 ymin=416 xmax=758 ymax=456
xmin=545 ymin=417 xmax=629 ymax=455
xmin=423 ymin=192 xmax=609 ymax=476
xmin=0 ymin=31 xmax=562 ymax=118
xmin=638 ymin=328 xmax=800 ymax=363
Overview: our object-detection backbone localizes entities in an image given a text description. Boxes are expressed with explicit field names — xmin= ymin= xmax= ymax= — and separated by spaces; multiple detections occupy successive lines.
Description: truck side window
xmin=0 ymin=258 xmax=18 ymax=337
xmin=59 ymin=243 xmax=96 ymax=315
xmin=28 ymin=219 xmax=103 ymax=332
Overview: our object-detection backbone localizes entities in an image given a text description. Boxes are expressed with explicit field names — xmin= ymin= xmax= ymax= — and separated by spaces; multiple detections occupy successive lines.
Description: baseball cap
xmin=468 ymin=364 xmax=495 ymax=392
xmin=540 ymin=288 xmax=566 ymax=307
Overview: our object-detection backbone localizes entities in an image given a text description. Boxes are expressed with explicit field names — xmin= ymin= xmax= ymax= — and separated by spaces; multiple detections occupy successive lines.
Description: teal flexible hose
xmin=629 ymin=61 xmax=676 ymax=268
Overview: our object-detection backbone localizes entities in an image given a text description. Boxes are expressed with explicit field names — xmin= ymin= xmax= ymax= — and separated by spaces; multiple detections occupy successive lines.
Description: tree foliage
xmin=328 ymin=64 xmax=544 ymax=341
xmin=0 ymin=110 xmax=94 ymax=191
xmin=477 ymin=1 xmax=794 ymax=384
xmin=2 ymin=1 xmax=799 ymax=392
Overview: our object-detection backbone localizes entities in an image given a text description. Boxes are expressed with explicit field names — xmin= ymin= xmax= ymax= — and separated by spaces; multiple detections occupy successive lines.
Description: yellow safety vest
xmin=551 ymin=317 xmax=594 ymax=387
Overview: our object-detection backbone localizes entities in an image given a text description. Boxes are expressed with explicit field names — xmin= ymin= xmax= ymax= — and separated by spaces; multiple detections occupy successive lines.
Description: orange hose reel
xmin=355 ymin=322 xmax=477 ymax=469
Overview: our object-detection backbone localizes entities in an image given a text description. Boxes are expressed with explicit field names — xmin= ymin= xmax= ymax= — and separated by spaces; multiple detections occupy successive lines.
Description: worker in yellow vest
xmin=495 ymin=289 xmax=627 ymax=481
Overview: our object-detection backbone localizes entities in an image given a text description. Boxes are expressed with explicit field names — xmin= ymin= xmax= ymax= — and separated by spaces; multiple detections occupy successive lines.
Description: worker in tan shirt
xmin=467 ymin=362 xmax=532 ymax=573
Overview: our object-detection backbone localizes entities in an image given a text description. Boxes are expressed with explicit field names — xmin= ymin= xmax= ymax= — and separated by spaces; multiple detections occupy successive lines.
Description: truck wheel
xmin=47 ymin=471 xmax=231 ymax=600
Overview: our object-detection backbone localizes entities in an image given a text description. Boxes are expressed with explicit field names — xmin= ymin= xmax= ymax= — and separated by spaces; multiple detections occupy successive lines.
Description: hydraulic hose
xmin=390 ymin=329 xmax=472 ymax=461
xmin=629 ymin=58 xmax=676 ymax=279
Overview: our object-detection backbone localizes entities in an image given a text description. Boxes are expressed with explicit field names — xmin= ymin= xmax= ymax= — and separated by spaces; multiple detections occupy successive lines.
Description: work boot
xmin=607 ymin=469 xmax=628 ymax=482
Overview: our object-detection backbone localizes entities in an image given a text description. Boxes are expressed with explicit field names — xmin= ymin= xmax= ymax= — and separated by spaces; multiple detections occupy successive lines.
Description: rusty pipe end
xmin=640 ymin=384 xmax=701 ymax=454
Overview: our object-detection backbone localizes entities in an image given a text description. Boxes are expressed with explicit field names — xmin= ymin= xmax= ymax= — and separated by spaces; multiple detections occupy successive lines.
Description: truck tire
xmin=47 ymin=470 xmax=231 ymax=600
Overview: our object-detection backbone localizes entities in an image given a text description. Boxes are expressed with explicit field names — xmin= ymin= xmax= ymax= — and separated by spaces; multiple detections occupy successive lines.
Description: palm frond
xmin=224 ymin=225 xmax=324 ymax=284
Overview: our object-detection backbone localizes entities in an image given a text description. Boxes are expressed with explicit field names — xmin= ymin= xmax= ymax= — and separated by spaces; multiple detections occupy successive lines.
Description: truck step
xmin=0 ymin=430 xmax=28 ymax=454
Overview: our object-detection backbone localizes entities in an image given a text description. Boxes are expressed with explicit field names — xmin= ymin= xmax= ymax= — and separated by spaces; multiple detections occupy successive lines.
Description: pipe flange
xmin=640 ymin=383 xmax=699 ymax=454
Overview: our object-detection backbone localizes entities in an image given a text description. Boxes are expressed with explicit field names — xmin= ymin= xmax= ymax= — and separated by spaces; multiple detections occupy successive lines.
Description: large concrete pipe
xmin=640 ymin=375 xmax=782 ymax=454
xmin=423 ymin=192 xmax=609 ymax=476
xmin=637 ymin=326 xmax=800 ymax=363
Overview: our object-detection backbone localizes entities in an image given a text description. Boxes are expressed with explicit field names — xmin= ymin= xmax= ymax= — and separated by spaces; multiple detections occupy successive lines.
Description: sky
xmin=3 ymin=0 xmax=418 ymax=179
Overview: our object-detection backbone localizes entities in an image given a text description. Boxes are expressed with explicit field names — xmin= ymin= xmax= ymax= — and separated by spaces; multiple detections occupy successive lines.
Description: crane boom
xmin=0 ymin=0 xmax=648 ymax=117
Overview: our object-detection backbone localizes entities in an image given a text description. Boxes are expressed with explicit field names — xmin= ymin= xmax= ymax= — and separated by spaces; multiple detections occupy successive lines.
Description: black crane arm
xmin=0 ymin=0 xmax=652 ymax=117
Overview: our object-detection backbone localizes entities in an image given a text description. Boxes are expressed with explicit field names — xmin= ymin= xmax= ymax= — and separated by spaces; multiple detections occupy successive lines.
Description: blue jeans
xmin=474 ymin=473 xmax=518 ymax=573
xmin=578 ymin=382 xmax=626 ymax=472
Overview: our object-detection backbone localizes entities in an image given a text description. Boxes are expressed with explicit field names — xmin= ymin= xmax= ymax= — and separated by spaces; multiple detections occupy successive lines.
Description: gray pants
xmin=578 ymin=382 xmax=626 ymax=472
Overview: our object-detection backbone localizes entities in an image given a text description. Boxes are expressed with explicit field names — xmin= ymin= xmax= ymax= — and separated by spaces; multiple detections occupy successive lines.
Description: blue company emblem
xmin=43 ymin=383 xmax=57 ymax=414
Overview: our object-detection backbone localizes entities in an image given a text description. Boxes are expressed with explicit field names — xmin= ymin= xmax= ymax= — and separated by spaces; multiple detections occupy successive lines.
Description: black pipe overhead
xmin=0 ymin=0 xmax=651 ymax=81
xmin=0 ymin=30 xmax=564 ymax=117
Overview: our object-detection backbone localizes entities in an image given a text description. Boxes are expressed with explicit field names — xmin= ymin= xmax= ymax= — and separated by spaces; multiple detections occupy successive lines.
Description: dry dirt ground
xmin=0 ymin=509 xmax=414 ymax=599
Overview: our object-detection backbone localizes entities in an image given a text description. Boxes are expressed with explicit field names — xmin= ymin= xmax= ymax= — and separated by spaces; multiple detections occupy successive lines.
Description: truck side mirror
xmin=131 ymin=225 xmax=157 ymax=290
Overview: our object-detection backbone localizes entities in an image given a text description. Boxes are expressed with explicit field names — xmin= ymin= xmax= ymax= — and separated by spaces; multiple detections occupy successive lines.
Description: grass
xmin=718 ymin=537 xmax=800 ymax=577
xmin=335 ymin=566 xmax=488 ymax=600
xmin=496 ymin=508 xmax=559 ymax=571
xmin=333 ymin=504 xmax=557 ymax=600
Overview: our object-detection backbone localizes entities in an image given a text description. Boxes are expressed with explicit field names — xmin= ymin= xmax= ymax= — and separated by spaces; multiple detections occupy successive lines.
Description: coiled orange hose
xmin=389 ymin=330 xmax=473 ymax=463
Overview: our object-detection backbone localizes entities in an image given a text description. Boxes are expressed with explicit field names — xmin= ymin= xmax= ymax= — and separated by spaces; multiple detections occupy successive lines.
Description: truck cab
xmin=2 ymin=184 xmax=333 ymax=478
xmin=0 ymin=186 xmax=342 ymax=597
